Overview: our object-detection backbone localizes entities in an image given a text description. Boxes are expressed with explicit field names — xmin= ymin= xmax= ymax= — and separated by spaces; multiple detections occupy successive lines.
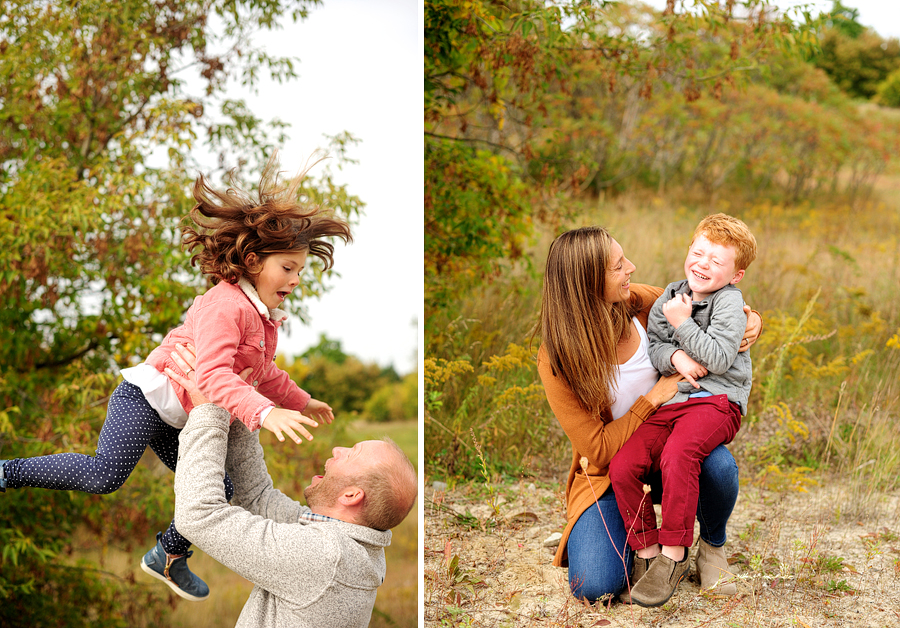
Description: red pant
xmin=609 ymin=394 xmax=741 ymax=550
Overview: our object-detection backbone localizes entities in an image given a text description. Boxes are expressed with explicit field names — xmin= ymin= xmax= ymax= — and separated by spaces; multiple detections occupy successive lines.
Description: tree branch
xmin=30 ymin=339 xmax=102 ymax=371
xmin=425 ymin=131 xmax=520 ymax=157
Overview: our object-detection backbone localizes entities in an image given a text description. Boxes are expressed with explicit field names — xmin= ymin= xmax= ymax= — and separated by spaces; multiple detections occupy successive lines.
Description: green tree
xmin=363 ymin=372 xmax=418 ymax=423
xmin=876 ymin=68 xmax=900 ymax=107
xmin=424 ymin=0 xmax=813 ymax=323
xmin=811 ymin=3 xmax=900 ymax=100
xmin=0 ymin=0 xmax=362 ymax=622
xmin=824 ymin=0 xmax=865 ymax=39
xmin=300 ymin=333 xmax=350 ymax=364
xmin=278 ymin=338 xmax=398 ymax=417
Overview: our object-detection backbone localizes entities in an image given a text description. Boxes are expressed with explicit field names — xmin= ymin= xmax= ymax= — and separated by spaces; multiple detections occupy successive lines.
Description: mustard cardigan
xmin=537 ymin=283 xmax=662 ymax=567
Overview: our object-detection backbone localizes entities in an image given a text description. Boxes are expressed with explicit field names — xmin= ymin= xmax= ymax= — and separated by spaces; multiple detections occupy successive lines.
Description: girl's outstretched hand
xmin=263 ymin=408 xmax=318 ymax=444
xmin=304 ymin=398 xmax=335 ymax=425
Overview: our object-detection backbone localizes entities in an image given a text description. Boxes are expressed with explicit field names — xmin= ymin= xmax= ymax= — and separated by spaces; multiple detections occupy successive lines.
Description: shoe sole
xmin=140 ymin=558 xmax=209 ymax=602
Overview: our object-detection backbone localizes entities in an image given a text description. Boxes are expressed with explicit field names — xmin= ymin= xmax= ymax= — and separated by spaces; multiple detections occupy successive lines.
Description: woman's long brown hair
xmin=537 ymin=226 xmax=640 ymax=417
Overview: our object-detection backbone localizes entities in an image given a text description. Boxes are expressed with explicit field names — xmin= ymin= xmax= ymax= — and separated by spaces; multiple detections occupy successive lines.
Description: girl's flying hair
xmin=183 ymin=154 xmax=353 ymax=284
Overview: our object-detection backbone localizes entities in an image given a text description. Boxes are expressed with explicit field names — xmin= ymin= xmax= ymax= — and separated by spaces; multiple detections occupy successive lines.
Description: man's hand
xmin=670 ymin=350 xmax=707 ymax=389
xmin=303 ymin=398 xmax=334 ymax=425
xmin=263 ymin=409 xmax=318 ymax=444
xmin=662 ymin=293 xmax=692 ymax=329
xmin=165 ymin=343 xmax=253 ymax=406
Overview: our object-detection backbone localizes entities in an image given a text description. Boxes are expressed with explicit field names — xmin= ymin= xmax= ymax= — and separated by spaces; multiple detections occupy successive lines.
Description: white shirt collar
xmin=237 ymin=277 xmax=288 ymax=323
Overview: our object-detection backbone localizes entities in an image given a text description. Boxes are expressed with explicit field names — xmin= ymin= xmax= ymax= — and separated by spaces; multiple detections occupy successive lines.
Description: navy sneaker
xmin=0 ymin=460 xmax=8 ymax=492
xmin=140 ymin=532 xmax=209 ymax=601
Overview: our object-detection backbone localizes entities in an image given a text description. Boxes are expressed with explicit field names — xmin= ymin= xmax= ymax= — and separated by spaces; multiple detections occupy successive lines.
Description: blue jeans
xmin=566 ymin=444 xmax=738 ymax=601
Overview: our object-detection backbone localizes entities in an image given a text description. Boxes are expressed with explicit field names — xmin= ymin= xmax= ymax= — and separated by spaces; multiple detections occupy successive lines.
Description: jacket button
xmin=252 ymin=380 xmax=259 ymax=387
xmin=259 ymin=340 xmax=265 ymax=348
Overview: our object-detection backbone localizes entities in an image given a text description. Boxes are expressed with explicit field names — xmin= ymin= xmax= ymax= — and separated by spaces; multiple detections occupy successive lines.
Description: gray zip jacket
xmin=646 ymin=279 xmax=752 ymax=415
xmin=173 ymin=403 xmax=392 ymax=628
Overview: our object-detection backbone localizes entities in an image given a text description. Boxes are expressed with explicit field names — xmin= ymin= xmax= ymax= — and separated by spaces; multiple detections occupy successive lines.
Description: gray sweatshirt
xmin=173 ymin=403 xmax=392 ymax=628
xmin=646 ymin=279 xmax=752 ymax=415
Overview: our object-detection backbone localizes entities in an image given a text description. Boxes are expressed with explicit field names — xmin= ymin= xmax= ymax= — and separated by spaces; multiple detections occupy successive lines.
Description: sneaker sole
xmin=140 ymin=558 xmax=209 ymax=602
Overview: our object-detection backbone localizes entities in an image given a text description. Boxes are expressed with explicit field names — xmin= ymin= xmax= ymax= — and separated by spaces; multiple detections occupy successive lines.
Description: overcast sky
xmin=199 ymin=0 xmax=421 ymax=375
xmin=639 ymin=0 xmax=900 ymax=40
xmin=778 ymin=0 xmax=900 ymax=39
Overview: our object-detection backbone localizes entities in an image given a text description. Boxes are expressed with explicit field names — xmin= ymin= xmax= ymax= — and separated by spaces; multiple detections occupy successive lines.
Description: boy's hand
xmin=671 ymin=350 xmax=707 ymax=389
xmin=662 ymin=293 xmax=692 ymax=328
xmin=304 ymin=398 xmax=335 ymax=425
xmin=263 ymin=408 xmax=318 ymax=444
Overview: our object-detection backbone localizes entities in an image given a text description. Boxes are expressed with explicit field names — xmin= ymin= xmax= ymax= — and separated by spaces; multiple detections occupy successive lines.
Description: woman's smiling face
xmin=602 ymin=238 xmax=635 ymax=304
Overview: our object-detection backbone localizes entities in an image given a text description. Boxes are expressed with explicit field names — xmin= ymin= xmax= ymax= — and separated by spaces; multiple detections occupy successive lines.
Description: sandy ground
xmin=424 ymin=477 xmax=900 ymax=627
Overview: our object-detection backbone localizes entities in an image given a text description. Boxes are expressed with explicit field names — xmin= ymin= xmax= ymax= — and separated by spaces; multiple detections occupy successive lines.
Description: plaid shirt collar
xmin=300 ymin=510 xmax=337 ymax=524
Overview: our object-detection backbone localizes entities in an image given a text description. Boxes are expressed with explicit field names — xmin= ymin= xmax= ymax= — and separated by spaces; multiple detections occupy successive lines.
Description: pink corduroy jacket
xmin=145 ymin=279 xmax=311 ymax=432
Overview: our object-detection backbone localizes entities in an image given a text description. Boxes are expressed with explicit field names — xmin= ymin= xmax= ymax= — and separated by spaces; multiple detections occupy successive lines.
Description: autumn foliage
xmin=0 ymin=0 xmax=372 ymax=624
xmin=425 ymin=1 xmax=900 ymax=485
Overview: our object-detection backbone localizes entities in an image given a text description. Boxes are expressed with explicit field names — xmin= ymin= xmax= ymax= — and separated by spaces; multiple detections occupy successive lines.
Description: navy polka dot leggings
xmin=3 ymin=380 xmax=233 ymax=556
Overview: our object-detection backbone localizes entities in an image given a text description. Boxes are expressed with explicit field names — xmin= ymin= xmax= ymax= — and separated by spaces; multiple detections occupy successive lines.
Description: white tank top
xmin=609 ymin=318 xmax=659 ymax=420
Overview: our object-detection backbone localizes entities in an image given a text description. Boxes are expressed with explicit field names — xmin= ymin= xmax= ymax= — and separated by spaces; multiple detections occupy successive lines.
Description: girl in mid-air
xmin=0 ymin=155 xmax=351 ymax=601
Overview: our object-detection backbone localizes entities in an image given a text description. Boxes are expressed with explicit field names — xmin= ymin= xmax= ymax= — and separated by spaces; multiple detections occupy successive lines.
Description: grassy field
xmin=424 ymin=175 xmax=900 ymax=623
xmin=66 ymin=419 xmax=418 ymax=627
xmin=426 ymin=177 xmax=900 ymax=484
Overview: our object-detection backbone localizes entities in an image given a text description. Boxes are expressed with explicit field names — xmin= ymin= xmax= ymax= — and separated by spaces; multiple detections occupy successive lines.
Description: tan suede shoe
xmin=696 ymin=538 xmax=737 ymax=595
xmin=629 ymin=551 xmax=690 ymax=607
xmin=619 ymin=555 xmax=654 ymax=604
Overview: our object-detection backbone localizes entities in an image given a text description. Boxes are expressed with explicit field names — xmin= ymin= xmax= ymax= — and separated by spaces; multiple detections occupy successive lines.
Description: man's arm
xmin=224 ymin=418 xmax=311 ymax=522
xmin=164 ymin=343 xmax=310 ymax=522
xmin=173 ymin=404 xmax=336 ymax=603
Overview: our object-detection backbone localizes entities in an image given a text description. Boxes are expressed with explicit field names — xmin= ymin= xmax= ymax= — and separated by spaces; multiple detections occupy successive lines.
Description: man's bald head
xmin=353 ymin=438 xmax=417 ymax=531
xmin=304 ymin=438 xmax=417 ymax=530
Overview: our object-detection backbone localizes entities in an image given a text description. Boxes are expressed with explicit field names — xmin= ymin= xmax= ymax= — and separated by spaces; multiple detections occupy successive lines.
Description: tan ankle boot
xmin=696 ymin=539 xmax=737 ymax=595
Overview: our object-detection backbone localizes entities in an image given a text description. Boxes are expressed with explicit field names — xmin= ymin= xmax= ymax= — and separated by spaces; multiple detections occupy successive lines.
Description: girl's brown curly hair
xmin=182 ymin=155 xmax=353 ymax=285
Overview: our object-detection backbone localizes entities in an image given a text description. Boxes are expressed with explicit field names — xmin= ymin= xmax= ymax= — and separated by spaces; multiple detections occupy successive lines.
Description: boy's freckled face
xmin=254 ymin=250 xmax=308 ymax=310
xmin=684 ymin=234 xmax=744 ymax=301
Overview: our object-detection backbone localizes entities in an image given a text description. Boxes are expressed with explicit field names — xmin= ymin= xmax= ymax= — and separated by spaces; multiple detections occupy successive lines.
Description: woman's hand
xmin=304 ymin=398 xmax=335 ymax=425
xmin=645 ymin=373 xmax=683 ymax=408
xmin=165 ymin=342 xmax=252 ymax=406
xmin=739 ymin=306 xmax=762 ymax=352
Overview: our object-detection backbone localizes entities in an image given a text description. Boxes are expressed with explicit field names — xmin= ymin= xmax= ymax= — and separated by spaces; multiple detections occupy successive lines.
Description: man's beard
xmin=304 ymin=472 xmax=344 ymax=510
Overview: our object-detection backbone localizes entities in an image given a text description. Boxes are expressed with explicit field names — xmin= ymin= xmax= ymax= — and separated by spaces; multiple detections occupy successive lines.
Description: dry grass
xmin=424 ymin=476 xmax=900 ymax=627
xmin=63 ymin=530 xmax=252 ymax=627
xmin=424 ymin=177 xmax=900 ymax=626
